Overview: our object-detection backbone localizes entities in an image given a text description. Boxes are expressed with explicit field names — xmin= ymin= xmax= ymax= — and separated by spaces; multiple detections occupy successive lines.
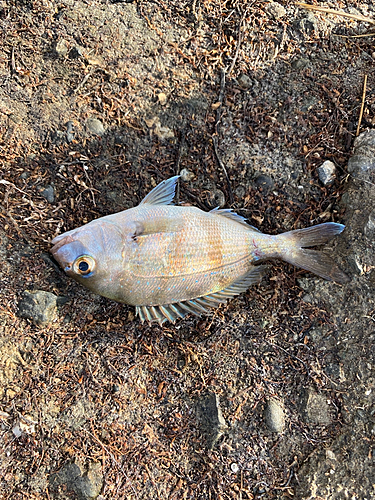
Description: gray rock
xmin=41 ymin=185 xmax=55 ymax=203
xmin=291 ymin=57 xmax=310 ymax=70
xmin=18 ymin=290 xmax=57 ymax=327
xmin=66 ymin=120 xmax=75 ymax=143
xmin=145 ymin=116 xmax=174 ymax=141
xmin=237 ymin=74 xmax=252 ymax=90
xmin=317 ymin=160 xmax=336 ymax=186
xmin=86 ymin=118 xmax=106 ymax=137
xmin=364 ymin=211 xmax=375 ymax=238
xmin=301 ymin=389 xmax=332 ymax=425
xmin=49 ymin=460 xmax=103 ymax=500
xmin=266 ymin=1 xmax=286 ymax=19
xmin=347 ymin=129 xmax=375 ymax=179
xmin=264 ymin=398 xmax=285 ymax=433
xmin=210 ymin=188 xmax=226 ymax=208
xmin=179 ymin=168 xmax=194 ymax=182
xmin=254 ymin=173 xmax=274 ymax=193
xmin=294 ymin=13 xmax=319 ymax=36
xmin=55 ymin=39 xmax=69 ymax=58
xmin=196 ymin=392 xmax=226 ymax=448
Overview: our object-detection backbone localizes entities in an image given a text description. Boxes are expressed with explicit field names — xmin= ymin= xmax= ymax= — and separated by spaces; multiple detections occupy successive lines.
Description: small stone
xmin=12 ymin=415 xmax=37 ymax=437
xmin=326 ymin=449 xmax=336 ymax=460
xmin=237 ymin=74 xmax=252 ymax=90
xmin=292 ymin=57 xmax=310 ymax=70
xmin=71 ymin=45 xmax=85 ymax=58
xmin=18 ymin=290 xmax=58 ymax=327
xmin=66 ymin=120 xmax=75 ymax=143
xmin=12 ymin=424 xmax=22 ymax=438
xmin=209 ymin=189 xmax=225 ymax=208
xmin=55 ymin=39 xmax=69 ymax=58
xmin=254 ymin=173 xmax=274 ymax=193
xmin=158 ymin=92 xmax=167 ymax=105
xmin=49 ymin=460 xmax=103 ymax=500
xmin=179 ymin=168 xmax=194 ymax=182
xmin=41 ymin=185 xmax=55 ymax=203
xmin=317 ymin=160 xmax=336 ymax=186
xmin=145 ymin=116 xmax=174 ymax=141
xmin=347 ymin=129 xmax=375 ymax=179
xmin=266 ymin=1 xmax=286 ymax=19
xmin=364 ymin=211 xmax=375 ymax=238
xmin=230 ymin=463 xmax=239 ymax=473
xmin=301 ymin=389 xmax=332 ymax=425
xmin=196 ymin=392 xmax=226 ymax=449
xmin=86 ymin=118 xmax=106 ymax=137
xmin=264 ymin=398 xmax=285 ymax=433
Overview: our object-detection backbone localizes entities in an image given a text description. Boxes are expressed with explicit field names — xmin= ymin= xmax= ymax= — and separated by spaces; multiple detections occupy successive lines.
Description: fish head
xmin=51 ymin=221 xmax=125 ymax=295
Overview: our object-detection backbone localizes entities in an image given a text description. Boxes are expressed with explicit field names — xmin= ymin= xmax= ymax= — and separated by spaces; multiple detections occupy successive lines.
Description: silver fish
xmin=51 ymin=176 xmax=348 ymax=324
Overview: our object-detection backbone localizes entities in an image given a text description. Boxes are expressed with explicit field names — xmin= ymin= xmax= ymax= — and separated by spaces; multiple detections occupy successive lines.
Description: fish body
xmin=51 ymin=176 xmax=348 ymax=324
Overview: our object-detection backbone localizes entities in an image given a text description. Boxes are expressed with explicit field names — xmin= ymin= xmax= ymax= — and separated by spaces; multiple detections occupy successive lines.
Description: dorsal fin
xmin=210 ymin=207 xmax=260 ymax=231
xmin=140 ymin=175 xmax=180 ymax=206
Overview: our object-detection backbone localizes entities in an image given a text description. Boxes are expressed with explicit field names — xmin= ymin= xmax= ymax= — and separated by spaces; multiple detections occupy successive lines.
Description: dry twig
xmin=213 ymin=68 xmax=233 ymax=205
xmin=296 ymin=2 xmax=375 ymax=25
xmin=356 ymin=74 xmax=368 ymax=137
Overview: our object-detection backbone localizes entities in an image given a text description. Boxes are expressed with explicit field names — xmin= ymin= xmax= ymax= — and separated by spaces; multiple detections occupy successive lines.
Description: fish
xmin=51 ymin=175 xmax=349 ymax=324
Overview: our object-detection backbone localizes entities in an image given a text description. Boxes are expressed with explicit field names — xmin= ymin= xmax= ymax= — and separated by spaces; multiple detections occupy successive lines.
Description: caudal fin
xmin=279 ymin=223 xmax=349 ymax=283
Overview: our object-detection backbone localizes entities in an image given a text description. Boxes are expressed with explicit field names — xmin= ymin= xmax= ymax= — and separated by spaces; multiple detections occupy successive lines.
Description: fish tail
xmin=276 ymin=222 xmax=349 ymax=283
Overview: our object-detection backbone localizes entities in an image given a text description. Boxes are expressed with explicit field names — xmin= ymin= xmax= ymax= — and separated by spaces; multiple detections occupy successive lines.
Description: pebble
xmin=364 ymin=211 xmax=375 ymax=238
xmin=12 ymin=415 xmax=37 ymax=437
xmin=179 ymin=168 xmax=194 ymax=182
xmin=301 ymin=389 xmax=331 ymax=425
xmin=254 ymin=173 xmax=274 ymax=193
xmin=41 ymin=185 xmax=55 ymax=203
xmin=264 ymin=398 xmax=285 ymax=433
xmin=18 ymin=290 xmax=58 ymax=327
xmin=158 ymin=92 xmax=167 ymax=105
xmin=196 ymin=392 xmax=226 ymax=449
xmin=317 ymin=160 xmax=336 ymax=186
xmin=86 ymin=118 xmax=106 ymax=137
xmin=292 ymin=57 xmax=310 ymax=71
xmin=231 ymin=463 xmax=239 ymax=473
xmin=347 ymin=129 xmax=375 ymax=179
xmin=145 ymin=116 xmax=174 ymax=141
xmin=49 ymin=460 xmax=103 ymax=500
xmin=266 ymin=1 xmax=286 ymax=19
xmin=55 ymin=39 xmax=69 ymax=58
xmin=237 ymin=74 xmax=252 ymax=90
xmin=66 ymin=120 xmax=75 ymax=143
xmin=209 ymin=188 xmax=225 ymax=208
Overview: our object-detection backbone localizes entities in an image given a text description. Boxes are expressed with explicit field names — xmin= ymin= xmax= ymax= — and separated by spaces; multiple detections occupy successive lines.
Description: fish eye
xmin=73 ymin=255 xmax=96 ymax=276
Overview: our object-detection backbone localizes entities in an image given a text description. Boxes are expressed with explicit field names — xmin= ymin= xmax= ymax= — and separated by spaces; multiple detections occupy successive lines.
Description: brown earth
xmin=0 ymin=1 xmax=374 ymax=499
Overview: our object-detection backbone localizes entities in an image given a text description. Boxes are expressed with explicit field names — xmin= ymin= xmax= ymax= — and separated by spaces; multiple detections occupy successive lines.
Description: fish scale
xmin=51 ymin=176 xmax=349 ymax=324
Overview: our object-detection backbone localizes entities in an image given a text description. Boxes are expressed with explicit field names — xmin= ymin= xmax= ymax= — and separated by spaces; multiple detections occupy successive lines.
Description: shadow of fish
xmin=51 ymin=176 xmax=348 ymax=324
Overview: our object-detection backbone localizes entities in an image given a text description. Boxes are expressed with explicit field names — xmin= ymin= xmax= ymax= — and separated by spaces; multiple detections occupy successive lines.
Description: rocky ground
xmin=0 ymin=1 xmax=374 ymax=498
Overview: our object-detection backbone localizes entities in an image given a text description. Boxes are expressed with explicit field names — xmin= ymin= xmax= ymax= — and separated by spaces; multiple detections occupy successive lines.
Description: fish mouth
xmin=51 ymin=234 xmax=90 ymax=274
xmin=50 ymin=234 xmax=75 ymax=257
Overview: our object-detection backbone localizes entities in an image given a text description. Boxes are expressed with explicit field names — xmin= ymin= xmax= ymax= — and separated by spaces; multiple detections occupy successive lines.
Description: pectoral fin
xmin=131 ymin=217 xmax=181 ymax=240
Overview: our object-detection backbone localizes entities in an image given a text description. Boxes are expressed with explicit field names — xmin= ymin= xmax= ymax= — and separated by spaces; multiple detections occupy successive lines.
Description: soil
xmin=0 ymin=1 xmax=374 ymax=499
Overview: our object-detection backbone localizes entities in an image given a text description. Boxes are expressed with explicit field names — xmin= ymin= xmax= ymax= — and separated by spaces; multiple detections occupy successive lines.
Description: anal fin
xmin=135 ymin=265 xmax=267 ymax=325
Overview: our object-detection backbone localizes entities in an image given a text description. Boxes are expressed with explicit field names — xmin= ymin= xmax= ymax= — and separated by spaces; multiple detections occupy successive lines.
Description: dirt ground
xmin=0 ymin=1 xmax=374 ymax=499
